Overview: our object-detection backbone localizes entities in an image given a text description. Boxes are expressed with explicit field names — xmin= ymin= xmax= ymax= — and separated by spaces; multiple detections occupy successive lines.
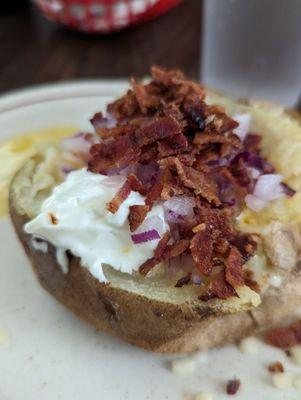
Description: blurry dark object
xmin=0 ymin=0 xmax=29 ymax=13
xmin=33 ymin=0 xmax=182 ymax=33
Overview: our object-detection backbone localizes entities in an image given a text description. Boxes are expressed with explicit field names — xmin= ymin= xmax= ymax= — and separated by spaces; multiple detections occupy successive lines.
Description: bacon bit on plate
xmin=226 ymin=379 xmax=241 ymax=395
xmin=48 ymin=212 xmax=58 ymax=225
xmin=128 ymin=205 xmax=149 ymax=232
xmin=106 ymin=180 xmax=132 ymax=214
xmin=265 ymin=319 xmax=301 ymax=349
xmin=87 ymin=66 xmax=296 ymax=301
xmin=268 ymin=361 xmax=284 ymax=373
xmin=175 ymin=272 xmax=192 ymax=288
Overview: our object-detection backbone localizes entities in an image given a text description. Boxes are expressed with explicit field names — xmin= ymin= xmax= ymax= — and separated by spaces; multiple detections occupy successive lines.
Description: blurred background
xmin=0 ymin=0 xmax=300 ymax=108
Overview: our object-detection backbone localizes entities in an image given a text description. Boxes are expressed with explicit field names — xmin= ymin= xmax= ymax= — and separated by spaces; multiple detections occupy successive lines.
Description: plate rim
xmin=0 ymin=79 xmax=129 ymax=114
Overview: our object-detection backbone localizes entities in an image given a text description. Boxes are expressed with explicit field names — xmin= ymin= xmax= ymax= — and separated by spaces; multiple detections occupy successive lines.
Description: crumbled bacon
xmin=268 ymin=361 xmax=284 ymax=373
xmin=86 ymin=66 xmax=291 ymax=300
xmin=163 ymin=239 xmax=190 ymax=260
xmin=225 ymin=247 xmax=244 ymax=288
xmin=243 ymin=270 xmax=261 ymax=293
xmin=199 ymin=269 xmax=236 ymax=301
xmin=48 ymin=212 xmax=58 ymax=225
xmin=190 ymin=230 xmax=213 ymax=276
xmin=226 ymin=379 xmax=241 ymax=395
xmin=154 ymin=232 xmax=171 ymax=259
xmin=175 ymin=272 xmax=192 ymax=288
xmin=265 ymin=320 xmax=301 ymax=349
xmin=128 ymin=205 xmax=149 ymax=232
xmin=139 ymin=257 xmax=158 ymax=276
xmin=106 ymin=180 xmax=131 ymax=214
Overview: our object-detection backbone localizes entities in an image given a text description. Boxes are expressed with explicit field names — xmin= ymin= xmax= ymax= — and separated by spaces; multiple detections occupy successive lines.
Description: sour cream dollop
xmin=25 ymin=168 xmax=169 ymax=282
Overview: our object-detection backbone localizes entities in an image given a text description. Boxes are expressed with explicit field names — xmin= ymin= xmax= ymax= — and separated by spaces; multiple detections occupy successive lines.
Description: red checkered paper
xmin=34 ymin=0 xmax=182 ymax=33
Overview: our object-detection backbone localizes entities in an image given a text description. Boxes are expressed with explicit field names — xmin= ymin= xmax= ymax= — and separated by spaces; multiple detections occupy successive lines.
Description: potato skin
xmin=9 ymin=189 xmax=301 ymax=353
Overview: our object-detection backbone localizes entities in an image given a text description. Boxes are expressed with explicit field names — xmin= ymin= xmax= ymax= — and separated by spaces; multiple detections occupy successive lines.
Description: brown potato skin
xmin=9 ymin=192 xmax=301 ymax=353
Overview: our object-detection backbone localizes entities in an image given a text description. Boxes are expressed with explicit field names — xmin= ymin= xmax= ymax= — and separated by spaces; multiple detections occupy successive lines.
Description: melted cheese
xmin=0 ymin=126 xmax=77 ymax=216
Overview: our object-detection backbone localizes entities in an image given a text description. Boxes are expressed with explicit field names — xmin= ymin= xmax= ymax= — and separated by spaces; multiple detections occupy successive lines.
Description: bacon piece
xmin=88 ymin=135 xmax=140 ymax=174
xmin=145 ymin=181 xmax=163 ymax=207
xmin=199 ymin=270 xmax=236 ymax=301
xmin=226 ymin=379 xmax=241 ymax=395
xmin=163 ymin=239 xmax=190 ymax=259
xmin=127 ymin=174 xmax=147 ymax=195
xmin=190 ymin=230 xmax=213 ymax=276
xmin=175 ymin=272 xmax=192 ymax=288
xmin=231 ymin=233 xmax=257 ymax=261
xmin=131 ymin=78 xmax=160 ymax=114
xmin=281 ymin=182 xmax=296 ymax=197
xmin=268 ymin=361 xmax=284 ymax=373
xmin=107 ymin=89 xmax=138 ymax=121
xmin=243 ymin=133 xmax=262 ymax=151
xmin=95 ymin=124 xmax=135 ymax=140
xmin=48 ymin=212 xmax=58 ymax=225
xmin=225 ymin=247 xmax=244 ymax=288
xmin=151 ymin=65 xmax=186 ymax=86
xmin=158 ymin=134 xmax=188 ymax=157
xmin=137 ymin=117 xmax=182 ymax=146
xmin=128 ymin=205 xmax=149 ymax=232
xmin=172 ymin=159 xmax=220 ymax=204
xmin=244 ymin=270 xmax=261 ymax=293
xmin=154 ymin=232 xmax=171 ymax=259
xmin=193 ymin=132 xmax=241 ymax=149
xmin=106 ymin=180 xmax=131 ymax=214
xmin=138 ymin=232 xmax=171 ymax=276
xmin=139 ymin=257 xmax=159 ymax=276
xmin=265 ymin=320 xmax=301 ymax=349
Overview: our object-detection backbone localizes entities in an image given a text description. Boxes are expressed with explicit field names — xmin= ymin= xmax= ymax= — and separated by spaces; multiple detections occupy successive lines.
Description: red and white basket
xmin=33 ymin=0 xmax=182 ymax=33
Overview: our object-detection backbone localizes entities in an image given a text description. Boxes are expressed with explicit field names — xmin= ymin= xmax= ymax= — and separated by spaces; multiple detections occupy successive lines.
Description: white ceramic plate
xmin=0 ymin=82 xmax=300 ymax=400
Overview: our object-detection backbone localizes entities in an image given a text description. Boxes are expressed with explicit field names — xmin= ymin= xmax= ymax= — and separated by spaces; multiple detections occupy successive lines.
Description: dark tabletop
xmin=0 ymin=0 xmax=202 ymax=95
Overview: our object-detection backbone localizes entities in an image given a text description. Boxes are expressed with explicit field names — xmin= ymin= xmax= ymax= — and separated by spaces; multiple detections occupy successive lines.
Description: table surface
xmin=0 ymin=0 xmax=202 ymax=95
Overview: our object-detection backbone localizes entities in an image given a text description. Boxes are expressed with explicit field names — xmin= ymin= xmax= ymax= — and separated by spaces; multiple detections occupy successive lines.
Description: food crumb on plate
xmin=226 ymin=379 xmax=241 ymax=395
xmin=268 ymin=361 xmax=284 ymax=373
xmin=238 ymin=336 xmax=260 ymax=354
xmin=171 ymin=357 xmax=196 ymax=374
xmin=272 ymin=372 xmax=294 ymax=389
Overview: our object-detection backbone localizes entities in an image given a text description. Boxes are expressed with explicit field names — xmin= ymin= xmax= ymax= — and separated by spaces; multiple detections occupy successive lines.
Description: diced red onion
xmin=253 ymin=174 xmax=285 ymax=201
xmin=135 ymin=215 xmax=167 ymax=238
xmin=232 ymin=150 xmax=273 ymax=173
xmin=61 ymin=165 xmax=75 ymax=175
xmin=164 ymin=196 xmax=195 ymax=220
xmin=61 ymin=132 xmax=99 ymax=157
xmin=90 ymin=112 xmax=116 ymax=131
xmin=212 ymin=172 xmax=236 ymax=206
xmin=166 ymin=210 xmax=185 ymax=224
xmin=192 ymin=273 xmax=202 ymax=285
xmin=233 ymin=114 xmax=251 ymax=141
xmin=131 ymin=229 xmax=160 ymax=244
xmin=249 ymin=167 xmax=261 ymax=179
xmin=245 ymin=194 xmax=268 ymax=212
xmin=281 ymin=182 xmax=296 ymax=197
